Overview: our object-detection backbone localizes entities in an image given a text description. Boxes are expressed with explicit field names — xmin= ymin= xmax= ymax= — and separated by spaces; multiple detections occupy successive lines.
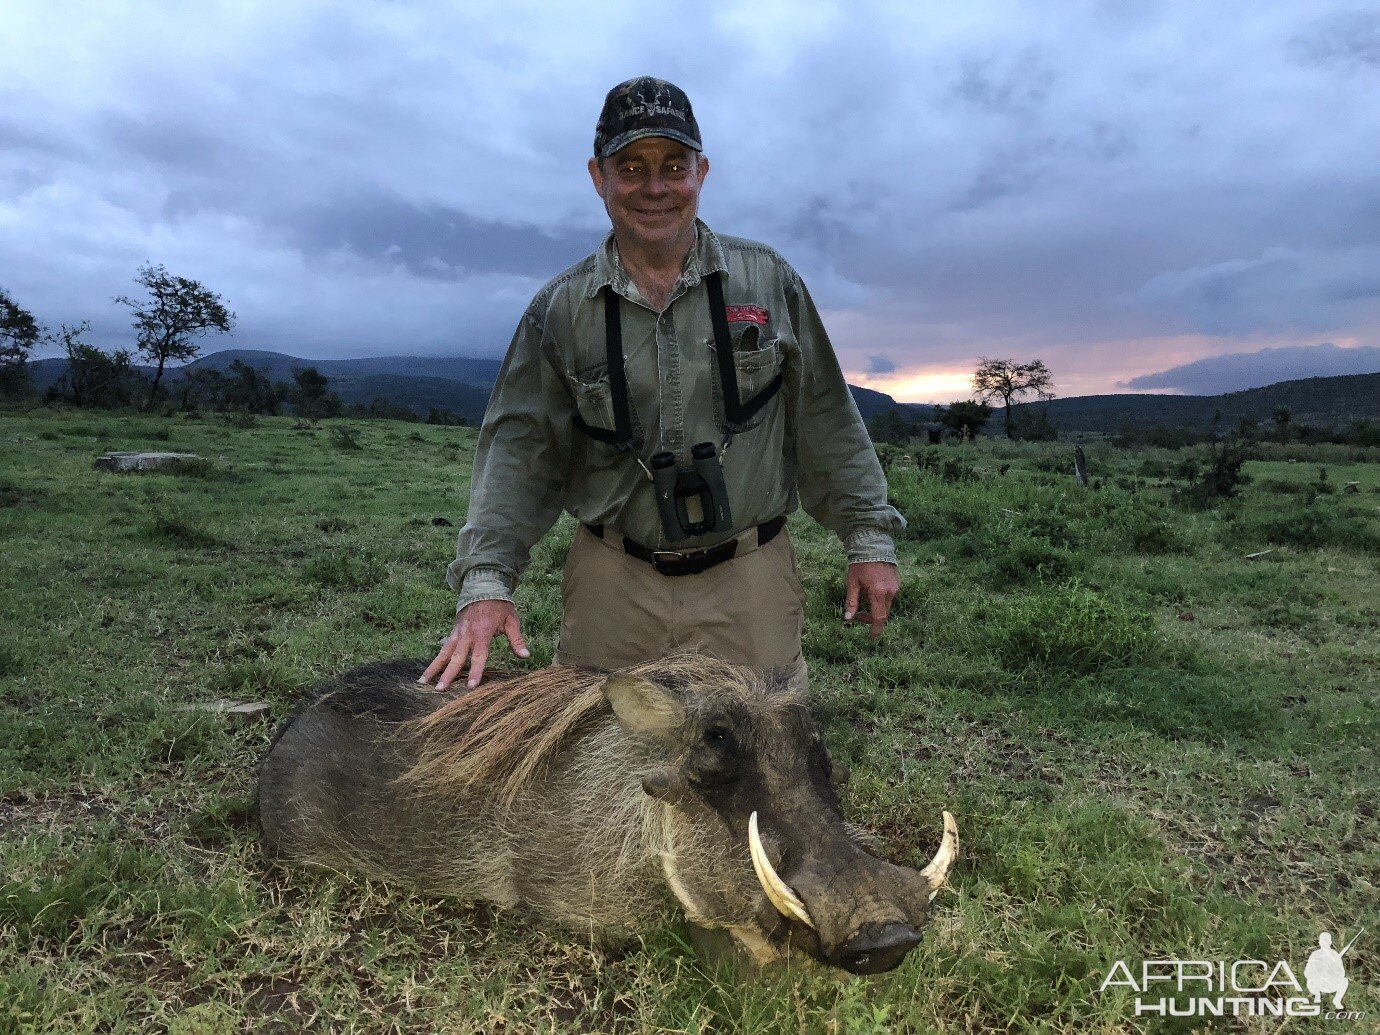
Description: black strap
xmin=602 ymin=286 xmax=638 ymax=452
xmin=705 ymin=272 xmax=784 ymax=429
xmin=573 ymin=275 xmax=784 ymax=448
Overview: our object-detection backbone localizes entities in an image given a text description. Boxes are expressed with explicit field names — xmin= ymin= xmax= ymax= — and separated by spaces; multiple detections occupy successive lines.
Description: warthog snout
xmin=258 ymin=653 xmax=958 ymax=975
xmin=835 ymin=922 xmax=923 ymax=975
xmin=746 ymin=807 xmax=958 ymax=973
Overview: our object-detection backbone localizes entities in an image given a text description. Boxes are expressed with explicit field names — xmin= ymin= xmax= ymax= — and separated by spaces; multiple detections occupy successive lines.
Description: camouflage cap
xmin=593 ymin=77 xmax=702 ymax=159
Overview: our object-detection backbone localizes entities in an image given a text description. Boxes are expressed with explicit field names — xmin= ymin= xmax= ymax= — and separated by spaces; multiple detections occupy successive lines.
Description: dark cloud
xmin=951 ymin=50 xmax=1057 ymax=115
xmin=103 ymin=113 xmax=232 ymax=174
xmin=1130 ymin=246 xmax=1380 ymax=335
xmin=1291 ymin=10 xmax=1380 ymax=69
xmin=1124 ymin=343 xmax=1380 ymax=394
xmin=281 ymin=193 xmax=600 ymax=280
xmin=866 ymin=354 xmax=897 ymax=375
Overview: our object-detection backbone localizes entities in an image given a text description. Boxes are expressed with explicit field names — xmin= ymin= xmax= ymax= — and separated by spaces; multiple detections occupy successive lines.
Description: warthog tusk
xmin=748 ymin=811 xmax=816 ymax=930
xmin=919 ymin=811 xmax=959 ymax=901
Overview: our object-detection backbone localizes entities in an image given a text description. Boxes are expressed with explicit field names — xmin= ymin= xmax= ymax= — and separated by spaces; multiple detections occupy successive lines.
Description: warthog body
xmin=258 ymin=654 xmax=956 ymax=973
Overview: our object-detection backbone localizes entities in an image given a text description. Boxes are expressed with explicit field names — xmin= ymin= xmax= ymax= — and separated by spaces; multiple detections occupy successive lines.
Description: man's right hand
xmin=419 ymin=599 xmax=530 ymax=691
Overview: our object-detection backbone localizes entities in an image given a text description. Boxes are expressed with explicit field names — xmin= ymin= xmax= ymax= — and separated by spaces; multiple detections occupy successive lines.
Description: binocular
xmin=650 ymin=442 xmax=731 ymax=542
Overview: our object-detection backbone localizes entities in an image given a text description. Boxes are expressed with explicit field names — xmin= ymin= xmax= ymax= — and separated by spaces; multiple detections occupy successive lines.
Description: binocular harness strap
xmin=705 ymin=272 xmax=784 ymax=430
xmin=572 ymin=274 xmax=784 ymax=450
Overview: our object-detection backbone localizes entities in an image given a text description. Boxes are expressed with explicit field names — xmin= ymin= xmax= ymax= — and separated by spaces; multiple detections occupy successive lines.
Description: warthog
xmin=258 ymin=653 xmax=957 ymax=974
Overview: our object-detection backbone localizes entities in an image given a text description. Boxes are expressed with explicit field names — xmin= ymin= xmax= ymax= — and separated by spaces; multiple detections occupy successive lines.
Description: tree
xmin=1273 ymin=406 xmax=1292 ymax=443
xmin=933 ymin=399 xmax=993 ymax=439
xmin=175 ymin=367 xmax=227 ymax=411
xmin=51 ymin=323 xmax=144 ymax=408
xmin=426 ymin=406 xmax=468 ymax=427
xmin=866 ymin=409 xmax=916 ymax=446
xmin=972 ymin=358 xmax=1055 ymax=440
xmin=114 ymin=263 xmax=235 ymax=410
xmin=222 ymin=359 xmax=282 ymax=414
xmin=289 ymin=366 xmax=342 ymax=419
xmin=1012 ymin=408 xmax=1059 ymax=442
xmin=1 ymin=287 xmax=42 ymax=395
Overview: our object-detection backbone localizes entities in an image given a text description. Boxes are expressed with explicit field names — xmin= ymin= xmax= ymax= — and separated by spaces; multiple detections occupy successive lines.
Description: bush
xmin=1228 ymin=505 xmax=1380 ymax=552
xmin=985 ymin=584 xmax=1164 ymax=674
xmin=166 ymin=457 xmax=240 ymax=482
xmin=953 ymin=528 xmax=1075 ymax=584
xmin=301 ymin=551 xmax=384 ymax=589
xmin=1175 ymin=439 xmax=1250 ymax=510
xmin=140 ymin=507 xmax=224 ymax=548
xmin=329 ymin=425 xmax=363 ymax=450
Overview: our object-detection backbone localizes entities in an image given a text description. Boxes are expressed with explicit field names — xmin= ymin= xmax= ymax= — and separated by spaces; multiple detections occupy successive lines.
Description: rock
xmin=94 ymin=451 xmax=201 ymax=473
xmin=175 ymin=700 xmax=272 ymax=726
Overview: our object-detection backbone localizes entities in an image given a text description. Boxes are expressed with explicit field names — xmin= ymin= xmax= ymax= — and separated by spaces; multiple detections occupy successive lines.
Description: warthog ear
xmin=603 ymin=675 xmax=686 ymax=738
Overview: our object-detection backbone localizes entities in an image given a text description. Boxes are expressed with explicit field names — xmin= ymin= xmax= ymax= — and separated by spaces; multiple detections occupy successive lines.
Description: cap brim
xmin=597 ymin=128 xmax=702 ymax=159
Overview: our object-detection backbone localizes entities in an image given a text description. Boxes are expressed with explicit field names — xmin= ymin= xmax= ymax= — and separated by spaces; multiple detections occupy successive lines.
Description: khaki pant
xmin=554 ymin=524 xmax=809 ymax=691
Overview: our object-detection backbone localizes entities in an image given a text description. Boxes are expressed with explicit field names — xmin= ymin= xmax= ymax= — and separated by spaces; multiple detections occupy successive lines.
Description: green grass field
xmin=1 ymin=407 xmax=1376 ymax=1033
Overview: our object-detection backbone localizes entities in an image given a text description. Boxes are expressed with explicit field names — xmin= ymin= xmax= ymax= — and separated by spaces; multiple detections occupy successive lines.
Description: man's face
xmin=588 ymin=137 xmax=709 ymax=254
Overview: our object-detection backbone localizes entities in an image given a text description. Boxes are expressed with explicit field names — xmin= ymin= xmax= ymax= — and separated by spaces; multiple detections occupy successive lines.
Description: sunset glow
xmin=855 ymin=369 xmax=978 ymax=405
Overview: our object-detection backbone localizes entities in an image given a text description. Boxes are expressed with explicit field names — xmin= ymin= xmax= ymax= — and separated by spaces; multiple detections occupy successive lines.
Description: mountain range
xmin=26 ymin=349 xmax=1380 ymax=431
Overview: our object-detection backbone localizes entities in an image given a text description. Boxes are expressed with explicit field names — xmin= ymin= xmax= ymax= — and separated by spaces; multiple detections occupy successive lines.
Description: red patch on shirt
xmin=724 ymin=304 xmax=768 ymax=326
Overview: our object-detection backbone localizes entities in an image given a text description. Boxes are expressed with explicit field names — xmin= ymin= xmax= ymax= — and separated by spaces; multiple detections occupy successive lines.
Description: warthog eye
xmin=688 ymin=723 xmax=742 ymax=789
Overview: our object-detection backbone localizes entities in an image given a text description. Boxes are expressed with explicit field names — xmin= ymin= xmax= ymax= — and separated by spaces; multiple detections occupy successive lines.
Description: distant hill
xmin=849 ymin=385 xmax=932 ymax=421
xmin=322 ymin=373 xmax=491 ymax=420
xmin=28 ymin=349 xmax=500 ymax=423
xmin=181 ymin=349 xmax=503 ymax=388
xmin=1029 ymin=372 xmax=1380 ymax=433
xmin=24 ymin=350 xmax=1379 ymax=433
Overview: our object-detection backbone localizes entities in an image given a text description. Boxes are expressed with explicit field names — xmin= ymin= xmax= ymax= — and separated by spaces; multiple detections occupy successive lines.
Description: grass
xmin=1 ymin=408 xmax=1376 ymax=1032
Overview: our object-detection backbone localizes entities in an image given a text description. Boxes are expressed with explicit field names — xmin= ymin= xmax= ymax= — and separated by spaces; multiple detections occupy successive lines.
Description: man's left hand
xmin=843 ymin=561 xmax=900 ymax=641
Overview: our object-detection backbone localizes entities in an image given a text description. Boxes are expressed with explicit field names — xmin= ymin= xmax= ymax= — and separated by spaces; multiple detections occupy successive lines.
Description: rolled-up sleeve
xmin=446 ymin=306 xmax=572 ymax=606
xmin=784 ymin=271 xmax=905 ymax=564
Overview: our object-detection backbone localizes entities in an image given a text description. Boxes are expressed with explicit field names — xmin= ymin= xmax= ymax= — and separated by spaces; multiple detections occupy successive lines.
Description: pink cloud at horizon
xmin=844 ymin=333 xmax=1375 ymax=404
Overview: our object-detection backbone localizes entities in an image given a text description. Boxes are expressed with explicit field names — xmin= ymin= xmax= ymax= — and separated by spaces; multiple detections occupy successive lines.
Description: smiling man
xmin=422 ymin=76 xmax=904 ymax=692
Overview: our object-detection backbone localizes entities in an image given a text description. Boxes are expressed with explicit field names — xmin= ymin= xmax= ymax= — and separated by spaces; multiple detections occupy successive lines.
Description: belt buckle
xmin=652 ymin=549 xmax=688 ymax=563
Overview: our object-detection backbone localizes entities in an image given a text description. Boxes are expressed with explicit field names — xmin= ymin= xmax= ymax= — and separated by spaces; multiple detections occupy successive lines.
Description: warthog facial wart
xmin=257 ymin=653 xmax=958 ymax=975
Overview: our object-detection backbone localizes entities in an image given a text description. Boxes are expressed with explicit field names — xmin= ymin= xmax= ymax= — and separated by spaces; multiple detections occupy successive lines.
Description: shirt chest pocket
xmin=568 ymin=365 xmax=645 ymax=458
xmin=569 ymin=368 xmax=617 ymax=431
xmin=727 ymin=323 xmax=784 ymax=405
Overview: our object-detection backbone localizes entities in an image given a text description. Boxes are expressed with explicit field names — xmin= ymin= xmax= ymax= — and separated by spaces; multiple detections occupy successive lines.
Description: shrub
xmin=1228 ymin=505 xmax=1380 ymax=552
xmin=985 ymin=584 xmax=1164 ymax=674
xmin=1175 ymin=439 xmax=1250 ymax=509
xmin=0 ymin=841 xmax=165 ymax=950
xmin=140 ymin=507 xmax=224 ymax=548
xmin=1102 ymin=500 xmax=1187 ymax=555
xmin=301 ymin=551 xmax=384 ymax=589
xmin=953 ymin=528 xmax=1075 ymax=584
xmin=166 ymin=457 xmax=237 ymax=481
xmin=0 ymin=642 xmax=21 ymax=677
xmin=329 ymin=425 xmax=363 ymax=450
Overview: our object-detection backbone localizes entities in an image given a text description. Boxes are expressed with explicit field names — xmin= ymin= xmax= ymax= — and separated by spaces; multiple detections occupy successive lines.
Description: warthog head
xmin=601 ymin=661 xmax=957 ymax=974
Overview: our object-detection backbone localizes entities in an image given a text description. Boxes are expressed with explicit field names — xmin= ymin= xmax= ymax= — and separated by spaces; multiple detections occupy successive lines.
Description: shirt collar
xmin=586 ymin=219 xmax=728 ymax=299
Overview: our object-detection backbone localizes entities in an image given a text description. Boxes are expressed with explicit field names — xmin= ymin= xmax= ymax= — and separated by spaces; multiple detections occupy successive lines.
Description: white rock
xmin=93 ymin=451 xmax=201 ymax=472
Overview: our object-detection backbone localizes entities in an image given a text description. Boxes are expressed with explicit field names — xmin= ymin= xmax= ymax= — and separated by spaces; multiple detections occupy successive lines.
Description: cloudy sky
xmin=4 ymin=0 xmax=1379 ymax=401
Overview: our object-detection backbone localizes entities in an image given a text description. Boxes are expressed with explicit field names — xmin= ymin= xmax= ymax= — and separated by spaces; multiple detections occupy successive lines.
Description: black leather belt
xmin=584 ymin=516 xmax=786 ymax=577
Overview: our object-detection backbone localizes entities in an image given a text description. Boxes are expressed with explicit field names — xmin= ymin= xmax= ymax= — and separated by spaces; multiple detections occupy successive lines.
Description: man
xmin=421 ymin=77 xmax=903 ymax=692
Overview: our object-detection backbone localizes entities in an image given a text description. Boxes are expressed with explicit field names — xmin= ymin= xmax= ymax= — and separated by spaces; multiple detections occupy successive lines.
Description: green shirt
xmin=448 ymin=220 xmax=904 ymax=610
